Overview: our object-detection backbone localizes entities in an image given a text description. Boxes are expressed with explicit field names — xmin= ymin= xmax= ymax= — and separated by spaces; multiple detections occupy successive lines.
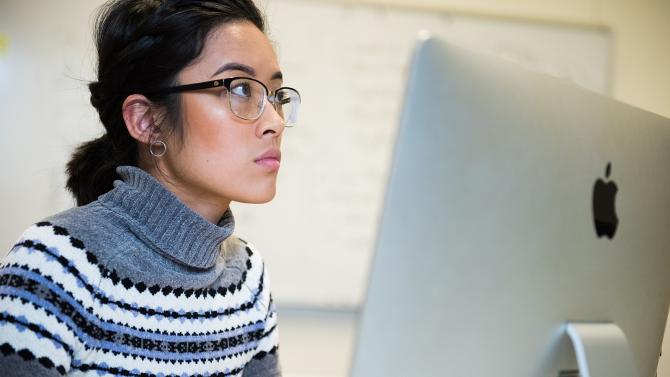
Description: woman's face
xmin=155 ymin=21 xmax=285 ymax=219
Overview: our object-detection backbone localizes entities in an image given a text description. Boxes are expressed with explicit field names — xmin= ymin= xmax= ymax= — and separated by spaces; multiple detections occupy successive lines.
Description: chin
xmin=236 ymin=189 xmax=277 ymax=204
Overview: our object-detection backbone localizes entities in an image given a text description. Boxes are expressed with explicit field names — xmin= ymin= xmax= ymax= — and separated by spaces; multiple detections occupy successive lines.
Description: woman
xmin=0 ymin=0 xmax=299 ymax=376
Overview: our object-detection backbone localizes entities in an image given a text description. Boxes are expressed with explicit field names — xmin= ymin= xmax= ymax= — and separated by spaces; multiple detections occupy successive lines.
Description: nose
xmin=256 ymin=98 xmax=285 ymax=138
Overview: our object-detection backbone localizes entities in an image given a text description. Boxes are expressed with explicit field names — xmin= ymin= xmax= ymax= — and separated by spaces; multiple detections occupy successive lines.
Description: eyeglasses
xmin=145 ymin=77 xmax=301 ymax=127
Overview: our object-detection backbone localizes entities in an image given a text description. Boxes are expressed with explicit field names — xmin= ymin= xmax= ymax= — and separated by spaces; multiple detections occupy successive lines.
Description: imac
xmin=351 ymin=33 xmax=670 ymax=377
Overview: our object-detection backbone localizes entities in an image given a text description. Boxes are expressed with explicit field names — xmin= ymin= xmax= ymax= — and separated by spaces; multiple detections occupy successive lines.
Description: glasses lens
xmin=274 ymin=88 xmax=301 ymax=127
xmin=228 ymin=78 xmax=266 ymax=120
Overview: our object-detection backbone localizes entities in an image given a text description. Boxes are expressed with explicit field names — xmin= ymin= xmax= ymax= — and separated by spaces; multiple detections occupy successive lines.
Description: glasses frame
xmin=144 ymin=76 xmax=301 ymax=126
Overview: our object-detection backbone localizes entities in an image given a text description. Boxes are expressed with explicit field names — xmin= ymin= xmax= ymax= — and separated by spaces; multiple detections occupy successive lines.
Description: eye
xmin=230 ymin=81 xmax=252 ymax=98
xmin=275 ymin=89 xmax=291 ymax=105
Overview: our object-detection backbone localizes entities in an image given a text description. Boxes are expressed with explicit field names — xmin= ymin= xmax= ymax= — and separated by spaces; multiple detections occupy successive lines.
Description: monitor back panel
xmin=351 ymin=36 xmax=670 ymax=377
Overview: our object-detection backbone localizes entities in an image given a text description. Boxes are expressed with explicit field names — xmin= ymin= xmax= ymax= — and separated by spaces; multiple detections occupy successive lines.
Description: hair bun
xmin=89 ymin=81 xmax=106 ymax=110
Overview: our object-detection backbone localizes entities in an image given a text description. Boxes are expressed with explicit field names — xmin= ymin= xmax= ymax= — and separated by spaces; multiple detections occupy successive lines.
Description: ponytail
xmin=66 ymin=133 xmax=137 ymax=206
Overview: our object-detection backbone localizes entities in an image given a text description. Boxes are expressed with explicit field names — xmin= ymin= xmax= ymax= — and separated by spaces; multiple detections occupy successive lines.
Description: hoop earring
xmin=149 ymin=140 xmax=167 ymax=157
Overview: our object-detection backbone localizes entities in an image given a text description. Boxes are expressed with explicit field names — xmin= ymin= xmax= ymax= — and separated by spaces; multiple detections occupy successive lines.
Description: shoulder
xmin=219 ymin=235 xmax=276 ymax=314
xmin=3 ymin=220 xmax=103 ymax=297
xmin=2 ymin=202 xmax=130 ymax=294
xmin=41 ymin=201 xmax=119 ymax=248
xmin=4 ymin=199 xmax=115 ymax=274
xmin=21 ymin=201 xmax=138 ymax=268
xmin=221 ymin=236 xmax=270 ymax=282
xmin=227 ymin=237 xmax=280 ymax=373
xmin=7 ymin=220 xmax=95 ymax=269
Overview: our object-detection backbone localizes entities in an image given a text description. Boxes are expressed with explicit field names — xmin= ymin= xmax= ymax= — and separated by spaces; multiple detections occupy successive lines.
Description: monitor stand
xmin=565 ymin=322 xmax=639 ymax=377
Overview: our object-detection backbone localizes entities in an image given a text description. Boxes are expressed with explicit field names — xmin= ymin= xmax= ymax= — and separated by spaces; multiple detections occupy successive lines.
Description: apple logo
xmin=592 ymin=162 xmax=619 ymax=239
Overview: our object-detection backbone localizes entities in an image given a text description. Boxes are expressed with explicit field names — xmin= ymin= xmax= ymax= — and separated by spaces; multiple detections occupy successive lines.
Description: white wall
xmin=324 ymin=0 xmax=670 ymax=119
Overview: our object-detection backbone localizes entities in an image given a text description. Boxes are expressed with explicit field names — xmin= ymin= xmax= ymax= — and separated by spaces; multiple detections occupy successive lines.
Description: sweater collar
xmin=98 ymin=165 xmax=234 ymax=269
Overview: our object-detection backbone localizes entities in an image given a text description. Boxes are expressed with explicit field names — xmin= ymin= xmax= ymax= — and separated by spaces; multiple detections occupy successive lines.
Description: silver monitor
xmin=351 ymin=33 xmax=670 ymax=377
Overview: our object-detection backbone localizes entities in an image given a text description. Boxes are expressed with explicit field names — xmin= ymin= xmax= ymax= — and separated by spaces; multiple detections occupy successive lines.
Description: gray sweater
xmin=0 ymin=165 xmax=280 ymax=376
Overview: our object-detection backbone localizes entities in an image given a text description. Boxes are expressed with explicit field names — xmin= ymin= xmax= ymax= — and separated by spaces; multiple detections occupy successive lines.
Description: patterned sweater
xmin=0 ymin=166 xmax=280 ymax=376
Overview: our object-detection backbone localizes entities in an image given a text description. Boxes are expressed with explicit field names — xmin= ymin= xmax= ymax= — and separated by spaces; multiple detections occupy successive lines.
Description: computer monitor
xmin=350 ymin=33 xmax=670 ymax=377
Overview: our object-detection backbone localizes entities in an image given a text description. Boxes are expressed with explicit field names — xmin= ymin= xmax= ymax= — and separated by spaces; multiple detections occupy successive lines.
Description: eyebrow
xmin=211 ymin=62 xmax=283 ymax=81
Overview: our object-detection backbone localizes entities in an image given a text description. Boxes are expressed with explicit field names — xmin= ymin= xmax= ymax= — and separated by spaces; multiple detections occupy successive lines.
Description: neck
xmin=98 ymin=165 xmax=235 ymax=269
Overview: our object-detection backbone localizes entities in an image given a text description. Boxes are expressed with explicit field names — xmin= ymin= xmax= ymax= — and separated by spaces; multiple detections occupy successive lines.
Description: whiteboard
xmin=0 ymin=0 xmax=610 ymax=309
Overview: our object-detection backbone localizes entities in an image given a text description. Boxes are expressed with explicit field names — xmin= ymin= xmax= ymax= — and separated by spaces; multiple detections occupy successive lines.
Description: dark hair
xmin=66 ymin=0 xmax=265 ymax=206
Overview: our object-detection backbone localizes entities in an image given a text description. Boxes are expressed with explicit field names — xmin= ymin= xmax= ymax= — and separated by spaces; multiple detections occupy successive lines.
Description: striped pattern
xmin=0 ymin=222 xmax=278 ymax=376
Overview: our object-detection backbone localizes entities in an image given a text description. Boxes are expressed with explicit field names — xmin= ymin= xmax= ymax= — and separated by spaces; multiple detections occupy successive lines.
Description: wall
xmin=322 ymin=0 xmax=670 ymax=119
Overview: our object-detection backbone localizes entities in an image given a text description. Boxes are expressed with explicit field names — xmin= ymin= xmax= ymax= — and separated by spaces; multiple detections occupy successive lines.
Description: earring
xmin=149 ymin=140 xmax=167 ymax=157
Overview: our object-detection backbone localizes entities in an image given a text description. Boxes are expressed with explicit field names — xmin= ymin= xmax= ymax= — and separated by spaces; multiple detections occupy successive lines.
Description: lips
xmin=254 ymin=148 xmax=281 ymax=170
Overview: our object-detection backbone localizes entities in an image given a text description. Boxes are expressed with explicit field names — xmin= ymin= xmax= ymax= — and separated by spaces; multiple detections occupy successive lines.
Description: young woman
xmin=0 ymin=0 xmax=299 ymax=376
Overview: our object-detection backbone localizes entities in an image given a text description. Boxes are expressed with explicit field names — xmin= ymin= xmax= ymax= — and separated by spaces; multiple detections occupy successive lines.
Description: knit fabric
xmin=0 ymin=166 xmax=280 ymax=376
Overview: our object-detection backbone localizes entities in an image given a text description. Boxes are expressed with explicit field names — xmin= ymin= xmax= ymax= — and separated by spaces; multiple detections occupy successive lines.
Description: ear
xmin=122 ymin=94 xmax=159 ymax=144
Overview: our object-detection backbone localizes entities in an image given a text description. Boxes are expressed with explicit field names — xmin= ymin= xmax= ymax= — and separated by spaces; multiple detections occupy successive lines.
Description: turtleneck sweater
xmin=0 ymin=166 xmax=280 ymax=376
